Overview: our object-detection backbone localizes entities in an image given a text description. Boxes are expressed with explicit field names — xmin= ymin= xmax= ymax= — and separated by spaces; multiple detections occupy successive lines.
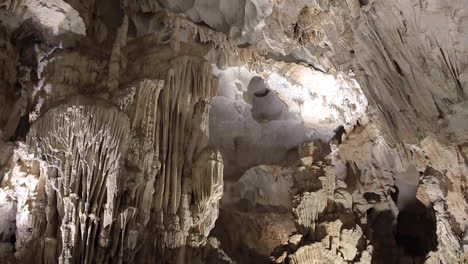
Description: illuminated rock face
xmin=0 ymin=1 xmax=468 ymax=264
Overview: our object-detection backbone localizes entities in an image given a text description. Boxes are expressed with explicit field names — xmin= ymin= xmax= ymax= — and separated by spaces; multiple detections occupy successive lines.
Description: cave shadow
xmin=395 ymin=200 xmax=438 ymax=258
xmin=211 ymin=208 xmax=272 ymax=264
xmin=366 ymin=199 xmax=438 ymax=264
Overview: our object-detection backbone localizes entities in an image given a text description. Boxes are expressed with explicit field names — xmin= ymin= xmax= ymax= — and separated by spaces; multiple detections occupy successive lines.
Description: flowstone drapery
xmin=18 ymin=55 xmax=223 ymax=263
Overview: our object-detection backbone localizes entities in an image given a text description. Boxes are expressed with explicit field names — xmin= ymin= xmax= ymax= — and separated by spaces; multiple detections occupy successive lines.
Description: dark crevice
xmin=128 ymin=17 xmax=137 ymax=39
xmin=263 ymin=52 xmax=327 ymax=73
xmin=193 ymin=20 xmax=216 ymax=31
xmin=367 ymin=198 xmax=438 ymax=264
xmin=10 ymin=114 xmax=30 ymax=141
xmin=397 ymin=29 xmax=405 ymax=44
xmin=367 ymin=210 xmax=396 ymax=264
xmin=389 ymin=186 xmax=399 ymax=203
xmin=253 ymin=89 xmax=270 ymax=97
xmin=212 ymin=209 xmax=271 ymax=264
xmin=363 ymin=192 xmax=381 ymax=203
xmin=432 ymin=96 xmax=445 ymax=119
xmin=237 ymin=43 xmax=252 ymax=48
xmin=345 ymin=161 xmax=359 ymax=190
xmin=393 ymin=59 xmax=404 ymax=76
xmin=396 ymin=201 xmax=438 ymax=257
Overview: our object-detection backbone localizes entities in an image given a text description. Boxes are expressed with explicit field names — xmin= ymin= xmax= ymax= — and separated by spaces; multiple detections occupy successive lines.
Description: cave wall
xmin=0 ymin=0 xmax=467 ymax=263
xmin=0 ymin=1 xmax=229 ymax=263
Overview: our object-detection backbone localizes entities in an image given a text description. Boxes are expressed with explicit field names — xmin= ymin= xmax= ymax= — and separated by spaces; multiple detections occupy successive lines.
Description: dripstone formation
xmin=1 ymin=0 xmax=468 ymax=264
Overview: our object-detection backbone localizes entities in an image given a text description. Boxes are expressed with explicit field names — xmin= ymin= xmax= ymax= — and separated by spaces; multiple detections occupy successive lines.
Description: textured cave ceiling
xmin=0 ymin=0 xmax=468 ymax=264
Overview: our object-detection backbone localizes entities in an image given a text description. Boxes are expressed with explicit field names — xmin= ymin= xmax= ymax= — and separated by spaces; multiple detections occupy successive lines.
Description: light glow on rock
xmin=210 ymin=64 xmax=368 ymax=178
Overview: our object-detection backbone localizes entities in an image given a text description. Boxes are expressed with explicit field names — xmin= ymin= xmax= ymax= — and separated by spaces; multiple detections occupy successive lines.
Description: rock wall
xmin=0 ymin=2 xmax=229 ymax=263
xmin=0 ymin=0 xmax=467 ymax=263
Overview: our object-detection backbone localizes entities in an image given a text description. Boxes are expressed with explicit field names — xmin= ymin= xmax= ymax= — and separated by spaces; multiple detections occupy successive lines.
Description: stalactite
xmin=108 ymin=15 xmax=129 ymax=93
xmin=2 ymin=1 xmax=466 ymax=263
xmin=27 ymin=97 xmax=130 ymax=264
xmin=146 ymin=56 xmax=220 ymax=250
xmin=106 ymin=56 xmax=222 ymax=262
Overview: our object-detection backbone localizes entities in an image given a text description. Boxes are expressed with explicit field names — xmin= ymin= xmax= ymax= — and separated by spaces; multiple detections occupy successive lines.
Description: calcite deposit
xmin=0 ymin=0 xmax=468 ymax=263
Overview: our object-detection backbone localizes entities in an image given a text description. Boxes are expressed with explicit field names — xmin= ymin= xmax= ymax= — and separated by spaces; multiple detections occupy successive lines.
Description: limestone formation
xmin=1 ymin=0 xmax=468 ymax=264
